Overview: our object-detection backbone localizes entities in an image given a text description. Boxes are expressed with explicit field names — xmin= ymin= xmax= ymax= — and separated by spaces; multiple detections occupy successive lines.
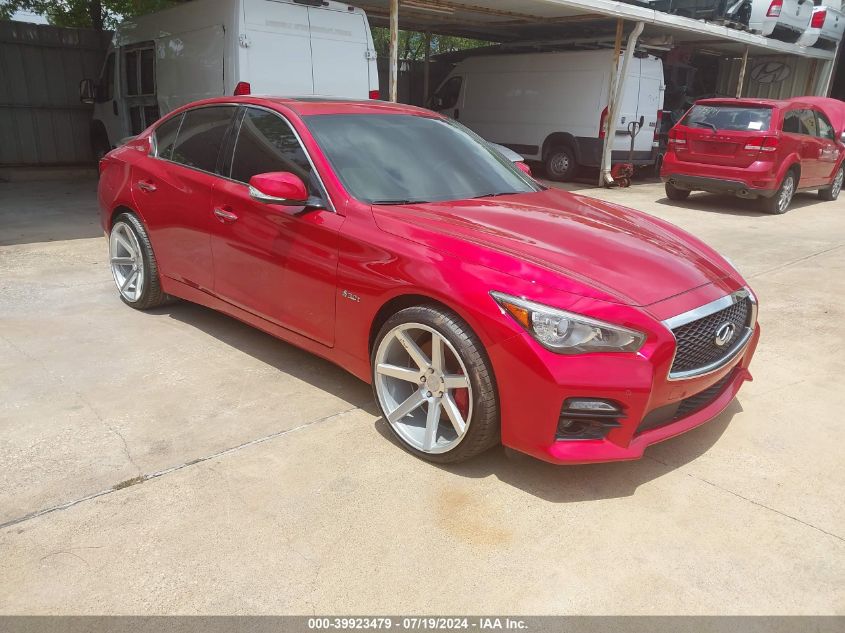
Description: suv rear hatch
xmin=670 ymin=102 xmax=776 ymax=168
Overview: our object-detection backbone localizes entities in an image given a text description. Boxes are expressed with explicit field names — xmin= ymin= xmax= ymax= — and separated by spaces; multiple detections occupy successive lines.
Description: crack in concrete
xmin=749 ymin=243 xmax=844 ymax=279
xmin=646 ymin=455 xmax=844 ymax=544
xmin=0 ymin=406 xmax=361 ymax=531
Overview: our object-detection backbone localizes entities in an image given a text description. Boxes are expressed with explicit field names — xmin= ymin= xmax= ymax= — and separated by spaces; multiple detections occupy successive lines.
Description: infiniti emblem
xmin=714 ymin=322 xmax=736 ymax=347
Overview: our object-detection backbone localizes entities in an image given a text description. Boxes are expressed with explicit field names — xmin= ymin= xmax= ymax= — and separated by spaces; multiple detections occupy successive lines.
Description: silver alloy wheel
xmin=833 ymin=168 xmax=844 ymax=198
xmin=778 ymin=174 xmax=795 ymax=213
xmin=109 ymin=221 xmax=145 ymax=302
xmin=374 ymin=323 xmax=473 ymax=454
xmin=550 ymin=152 xmax=570 ymax=175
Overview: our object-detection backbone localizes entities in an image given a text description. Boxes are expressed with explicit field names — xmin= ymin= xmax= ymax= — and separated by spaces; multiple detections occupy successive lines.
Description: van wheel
xmin=665 ymin=182 xmax=690 ymax=201
xmin=544 ymin=146 xmax=576 ymax=182
xmin=760 ymin=170 xmax=796 ymax=214
xmin=819 ymin=165 xmax=844 ymax=201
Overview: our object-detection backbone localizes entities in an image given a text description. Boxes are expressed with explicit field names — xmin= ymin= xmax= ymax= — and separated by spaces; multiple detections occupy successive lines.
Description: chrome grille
xmin=669 ymin=293 xmax=753 ymax=378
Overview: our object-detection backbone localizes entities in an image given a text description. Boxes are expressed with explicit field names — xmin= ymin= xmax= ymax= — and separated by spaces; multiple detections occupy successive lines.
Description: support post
xmin=600 ymin=20 xmax=644 ymax=187
xmin=599 ymin=20 xmax=624 ymax=186
xmin=736 ymin=46 xmax=749 ymax=99
xmin=423 ymin=31 xmax=431 ymax=106
xmin=822 ymin=42 xmax=841 ymax=96
xmin=389 ymin=0 xmax=399 ymax=103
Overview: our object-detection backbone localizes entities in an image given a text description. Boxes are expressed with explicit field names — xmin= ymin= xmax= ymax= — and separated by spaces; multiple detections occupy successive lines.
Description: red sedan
xmin=662 ymin=97 xmax=845 ymax=214
xmin=98 ymin=96 xmax=759 ymax=465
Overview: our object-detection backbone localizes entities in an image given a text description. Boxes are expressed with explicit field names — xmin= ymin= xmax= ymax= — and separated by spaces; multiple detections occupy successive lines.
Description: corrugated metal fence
xmin=717 ymin=55 xmax=832 ymax=99
xmin=0 ymin=21 xmax=108 ymax=166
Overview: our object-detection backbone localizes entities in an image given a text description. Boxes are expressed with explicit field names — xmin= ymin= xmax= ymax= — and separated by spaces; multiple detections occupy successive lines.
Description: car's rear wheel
xmin=372 ymin=306 xmax=499 ymax=463
xmin=760 ymin=170 xmax=796 ymax=214
xmin=819 ymin=165 xmax=844 ymax=201
xmin=109 ymin=213 xmax=169 ymax=310
xmin=544 ymin=146 xmax=576 ymax=182
xmin=665 ymin=182 xmax=690 ymax=201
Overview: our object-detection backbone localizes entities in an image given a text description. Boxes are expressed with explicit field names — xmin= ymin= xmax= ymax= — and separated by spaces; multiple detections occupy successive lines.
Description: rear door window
xmin=170 ymin=106 xmax=237 ymax=173
xmin=798 ymin=109 xmax=818 ymax=136
xmin=782 ymin=110 xmax=801 ymax=134
xmin=683 ymin=105 xmax=772 ymax=132
xmin=153 ymin=114 xmax=183 ymax=160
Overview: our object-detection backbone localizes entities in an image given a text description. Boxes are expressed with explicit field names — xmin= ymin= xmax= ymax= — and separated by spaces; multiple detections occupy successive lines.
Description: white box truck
xmin=432 ymin=50 xmax=665 ymax=181
xmin=80 ymin=0 xmax=379 ymax=156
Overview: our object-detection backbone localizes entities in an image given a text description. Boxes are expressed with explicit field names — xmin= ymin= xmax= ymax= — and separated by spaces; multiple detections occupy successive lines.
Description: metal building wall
xmin=717 ymin=54 xmax=831 ymax=99
xmin=0 ymin=21 xmax=107 ymax=166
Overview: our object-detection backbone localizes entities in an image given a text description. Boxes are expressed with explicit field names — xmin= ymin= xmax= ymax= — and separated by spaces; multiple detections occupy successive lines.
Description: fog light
xmin=556 ymin=398 xmax=624 ymax=441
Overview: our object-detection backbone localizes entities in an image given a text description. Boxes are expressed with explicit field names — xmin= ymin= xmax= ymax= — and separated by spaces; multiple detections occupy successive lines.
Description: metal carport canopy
xmin=350 ymin=0 xmax=836 ymax=60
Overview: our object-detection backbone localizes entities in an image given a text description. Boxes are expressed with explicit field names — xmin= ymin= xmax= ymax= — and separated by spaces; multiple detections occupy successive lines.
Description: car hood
xmin=371 ymin=188 xmax=734 ymax=307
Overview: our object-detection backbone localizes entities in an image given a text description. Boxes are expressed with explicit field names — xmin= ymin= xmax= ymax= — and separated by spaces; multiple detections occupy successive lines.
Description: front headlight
xmin=491 ymin=292 xmax=645 ymax=354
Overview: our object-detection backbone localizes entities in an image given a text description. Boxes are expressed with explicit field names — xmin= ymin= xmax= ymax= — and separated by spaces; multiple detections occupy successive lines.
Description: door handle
xmin=213 ymin=207 xmax=238 ymax=223
xmin=137 ymin=180 xmax=156 ymax=192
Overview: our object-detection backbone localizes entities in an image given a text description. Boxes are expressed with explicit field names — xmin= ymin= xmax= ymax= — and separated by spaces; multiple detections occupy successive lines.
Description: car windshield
xmin=682 ymin=104 xmax=773 ymax=132
xmin=304 ymin=114 xmax=541 ymax=204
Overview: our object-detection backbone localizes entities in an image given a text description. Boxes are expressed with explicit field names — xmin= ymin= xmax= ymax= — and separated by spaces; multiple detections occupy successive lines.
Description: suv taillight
xmin=234 ymin=81 xmax=251 ymax=96
xmin=599 ymin=106 xmax=609 ymax=139
xmin=668 ymin=127 xmax=687 ymax=150
xmin=744 ymin=136 xmax=779 ymax=157
xmin=767 ymin=0 xmax=783 ymax=18
xmin=811 ymin=10 xmax=827 ymax=29
xmin=369 ymin=89 xmax=380 ymax=100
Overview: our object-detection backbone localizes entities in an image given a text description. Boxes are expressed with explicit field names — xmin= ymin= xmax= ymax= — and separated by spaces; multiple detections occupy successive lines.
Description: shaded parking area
xmin=0 ymin=177 xmax=843 ymax=613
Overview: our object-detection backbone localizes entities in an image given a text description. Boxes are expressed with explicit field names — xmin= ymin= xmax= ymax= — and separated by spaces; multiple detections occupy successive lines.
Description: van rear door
xmin=674 ymin=103 xmax=775 ymax=168
xmin=635 ymin=58 xmax=663 ymax=154
xmin=242 ymin=0 xmax=314 ymax=95
xmin=308 ymin=6 xmax=372 ymax=98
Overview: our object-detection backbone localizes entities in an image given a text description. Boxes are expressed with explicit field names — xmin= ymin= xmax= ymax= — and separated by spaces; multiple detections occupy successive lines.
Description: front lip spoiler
xmin=663 ymin=288 xmax=758 ymax=381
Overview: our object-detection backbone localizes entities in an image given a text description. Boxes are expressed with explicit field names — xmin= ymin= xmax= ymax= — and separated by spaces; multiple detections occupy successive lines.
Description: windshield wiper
xmin=471 ymin=191 xmax=519 ymax=199
xmin=690 ymin=121 xmax=718 ymax=133
xmin=371 ymin=199 xmax=429 ymax=205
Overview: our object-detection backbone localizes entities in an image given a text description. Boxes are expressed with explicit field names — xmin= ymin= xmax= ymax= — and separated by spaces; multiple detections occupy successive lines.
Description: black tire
xmin=544 ymin=146 xmax=577 ymax=182
xmin=665 ymin=182 xmax=691 ymax=201
xmin=759 ymin=169 xmax=796 ymax=214
xmin=371 ymin=305 xmax=499 ymax=464
xmin=819 ymin=165 xmax=844 ymax=201
xmin=90 ymin=122 xmax=111 ymax=161
xmin=110 ymin=212 xmax=170 ymax=310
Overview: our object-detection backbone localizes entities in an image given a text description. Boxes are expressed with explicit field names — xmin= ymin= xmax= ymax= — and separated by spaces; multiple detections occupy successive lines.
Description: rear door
xmin=131 ymin=105 xmax=237 ymax=291
xmin=788 ymin=109 xmax=825 ymax=185
xmin=677 ymin=103 xmax=773 ymax=167
xmin=612 ymin=57 xmax=642 ymax=154
xmin=635 ymin=58 xmax=663 ymax=155
xmin=309 ymin=6 xmax=371 ymax=98
xmin=242 ymin=0 xmax=314 ymax=95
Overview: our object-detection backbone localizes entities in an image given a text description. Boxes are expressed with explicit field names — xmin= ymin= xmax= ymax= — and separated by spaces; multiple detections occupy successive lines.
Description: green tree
xmin=372 ymin=27 xmax=491 ymax=60
xmin=0 ymin=0 xmax=180 ymax=30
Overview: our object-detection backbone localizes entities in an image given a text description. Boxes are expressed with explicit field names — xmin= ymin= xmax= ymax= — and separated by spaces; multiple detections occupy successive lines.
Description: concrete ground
xmin=0 ymin=176 xmax=843 ymax=615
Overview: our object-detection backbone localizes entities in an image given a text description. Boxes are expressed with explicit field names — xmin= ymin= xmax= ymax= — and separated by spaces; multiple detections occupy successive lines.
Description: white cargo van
xmin=433 ymin=50 xmax=665 ymax=181
xmin=80 ymin=0 xmax=379 ymax=156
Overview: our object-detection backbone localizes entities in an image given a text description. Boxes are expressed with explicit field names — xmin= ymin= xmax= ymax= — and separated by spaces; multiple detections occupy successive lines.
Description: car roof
xmin=172 ymin=95 xmax=438 ymax=117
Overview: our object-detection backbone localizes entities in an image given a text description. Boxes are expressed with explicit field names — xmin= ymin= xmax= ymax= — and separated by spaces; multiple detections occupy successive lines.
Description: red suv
xmin=661 ymin=98 xmax=845 ymax=214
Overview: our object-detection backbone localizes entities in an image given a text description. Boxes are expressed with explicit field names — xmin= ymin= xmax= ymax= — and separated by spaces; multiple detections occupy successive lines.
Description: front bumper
xmin=487 ymin=306 xmax=760 ymax=465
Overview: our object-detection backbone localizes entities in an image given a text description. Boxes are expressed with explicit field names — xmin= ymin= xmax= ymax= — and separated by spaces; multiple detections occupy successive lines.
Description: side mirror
xmin=515 ymin=161 xmax=533 ymax=177
xmin=249 ymin=172 xmax=309 ymax=206
xmin=79 ymin=78 xmax=96 ymax=104
xmin=125 ymin=135 xmax=152 ymax=154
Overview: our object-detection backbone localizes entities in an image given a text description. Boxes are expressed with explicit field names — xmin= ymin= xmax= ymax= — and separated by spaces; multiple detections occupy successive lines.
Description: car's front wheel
xmin=372 ymin=305 xmax=499 ymax=463
xmin=109 ymin=212 xmax=169 ymax=310
xmin=819 ymin=165 xmax=844 ymax=201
